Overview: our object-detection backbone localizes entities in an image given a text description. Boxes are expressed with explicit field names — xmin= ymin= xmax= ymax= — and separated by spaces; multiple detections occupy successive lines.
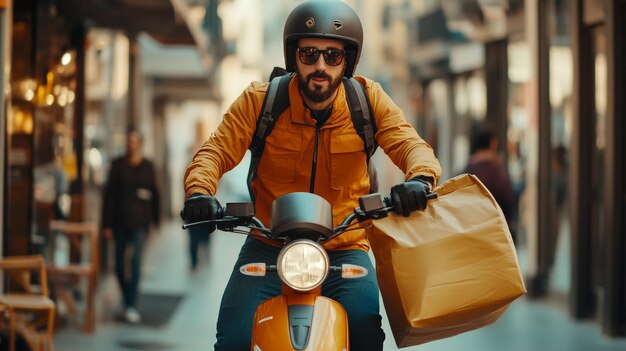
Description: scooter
xmin=183 ymin=191 xmax=433 ymax=351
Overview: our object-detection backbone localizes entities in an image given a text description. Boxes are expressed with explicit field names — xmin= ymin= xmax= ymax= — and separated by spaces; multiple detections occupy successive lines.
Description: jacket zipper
xmin=309 ymin=125 xmax=321 ymax=193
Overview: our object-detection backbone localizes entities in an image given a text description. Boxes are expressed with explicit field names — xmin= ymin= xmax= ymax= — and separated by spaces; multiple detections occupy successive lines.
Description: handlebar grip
xmin=383 ymin=192 xmax=437 ymax=210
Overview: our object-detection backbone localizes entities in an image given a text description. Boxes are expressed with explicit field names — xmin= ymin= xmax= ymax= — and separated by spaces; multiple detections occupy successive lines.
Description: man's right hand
xmin=181 ymin=194 xmax=222 ymax=223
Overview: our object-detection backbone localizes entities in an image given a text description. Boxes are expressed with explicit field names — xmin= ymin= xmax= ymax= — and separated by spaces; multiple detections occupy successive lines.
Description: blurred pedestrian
xmin=102 ymin=129 xmax=160 ymax=323
xmin=464 ymin=124 xmax=516 ymax=237
xmin=187 ymin=121 xmax=211 ymax=272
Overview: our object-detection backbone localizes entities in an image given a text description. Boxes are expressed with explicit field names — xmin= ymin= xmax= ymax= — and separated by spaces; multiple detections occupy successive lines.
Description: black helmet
xmin=283 ymin=0 xmax=363 ymax=77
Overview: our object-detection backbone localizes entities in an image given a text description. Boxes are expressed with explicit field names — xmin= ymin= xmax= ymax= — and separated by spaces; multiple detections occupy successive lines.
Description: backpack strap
xmin=246 ymin=74 xmax=378 ymax=201
xmin=343 ymin=77 xmax=378 ymax=162
xmin=246 ymin=73 xmax=292 ymax=201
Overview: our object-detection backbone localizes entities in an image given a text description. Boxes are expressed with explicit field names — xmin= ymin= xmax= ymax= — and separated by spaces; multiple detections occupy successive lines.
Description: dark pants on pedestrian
xmin=189 ymin=226 xmax=210 ymax=270
xmin=114 ymin=228 xmax=147 ymax=309
xmin=214 ymin=237 xmax=385 ymax=351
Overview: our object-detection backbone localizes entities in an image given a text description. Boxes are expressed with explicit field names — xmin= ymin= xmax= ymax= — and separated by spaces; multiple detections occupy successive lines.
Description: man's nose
xmin=313 ymin=54 xmax=328 ymax=70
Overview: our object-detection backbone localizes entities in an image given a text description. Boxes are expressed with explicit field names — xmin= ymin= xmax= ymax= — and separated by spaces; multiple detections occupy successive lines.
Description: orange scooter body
xmin=250 ymin=291 xmax=349 ymax=351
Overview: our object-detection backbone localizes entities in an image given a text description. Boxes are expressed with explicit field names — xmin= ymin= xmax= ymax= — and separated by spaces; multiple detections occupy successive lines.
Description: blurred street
xmin=52 ymin=218 xmax=626 ymax=351
xmin=2 ymin=0 xmax=626 ymax=348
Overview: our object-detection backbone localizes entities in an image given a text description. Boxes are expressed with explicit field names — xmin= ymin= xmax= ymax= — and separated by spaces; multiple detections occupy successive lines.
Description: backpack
xmin=246 ymin=68 xmax=378 ymax=200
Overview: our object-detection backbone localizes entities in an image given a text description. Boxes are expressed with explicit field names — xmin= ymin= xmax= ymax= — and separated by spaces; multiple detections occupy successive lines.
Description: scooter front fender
xmin=251 ymin=295 xmax=349 ymax=351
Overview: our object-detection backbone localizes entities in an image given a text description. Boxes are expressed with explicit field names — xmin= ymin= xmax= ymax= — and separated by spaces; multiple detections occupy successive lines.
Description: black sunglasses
xmin=297 ymin=47 xmax=345 ymax=66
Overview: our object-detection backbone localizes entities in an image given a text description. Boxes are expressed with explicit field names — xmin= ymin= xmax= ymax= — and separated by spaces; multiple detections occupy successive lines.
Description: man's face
xmin=127 ymin=132 xmax=142 ymax=156
xmin=295 ymin=37 xmax=346 ymax=104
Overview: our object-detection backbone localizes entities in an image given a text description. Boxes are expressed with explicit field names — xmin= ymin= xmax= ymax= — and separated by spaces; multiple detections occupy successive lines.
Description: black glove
xmin=390 ymin=177 xmax=432 ymax=217
xmin=181 ymin=194 xmax=222 ymax=225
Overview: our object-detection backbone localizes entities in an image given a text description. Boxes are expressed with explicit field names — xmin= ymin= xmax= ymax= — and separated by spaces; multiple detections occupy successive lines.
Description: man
xmin=182 ymin=1 xmax=441 ymax=349
xmin=463 ymin=124 xmax=515 ymax=229
xmin=102 ymin=129 xmax=160 ymax=323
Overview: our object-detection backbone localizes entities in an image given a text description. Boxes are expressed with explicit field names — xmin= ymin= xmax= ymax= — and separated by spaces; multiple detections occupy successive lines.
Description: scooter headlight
xmin=277 ymin=240 xmax=329 ymax=292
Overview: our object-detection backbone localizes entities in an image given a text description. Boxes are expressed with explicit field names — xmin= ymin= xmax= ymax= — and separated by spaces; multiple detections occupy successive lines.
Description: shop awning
xmin=55 ymin=0 xmax=195 ymax=45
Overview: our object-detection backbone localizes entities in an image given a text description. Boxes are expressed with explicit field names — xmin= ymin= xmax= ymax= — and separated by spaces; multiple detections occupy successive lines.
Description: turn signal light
xmin=240 ymin=263 xmax=267 ymax=276
xmin=341 ymin=264 xmax=368 ymax=278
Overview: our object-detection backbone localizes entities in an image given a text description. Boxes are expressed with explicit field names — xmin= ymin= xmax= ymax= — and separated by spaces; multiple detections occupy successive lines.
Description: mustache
xmin=306 ymin=71 xmax=331 ymax=82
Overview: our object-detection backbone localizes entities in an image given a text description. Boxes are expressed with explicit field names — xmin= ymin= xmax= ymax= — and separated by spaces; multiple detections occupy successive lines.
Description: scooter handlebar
xmin=182 ymin=191 xmax=437 ymax=237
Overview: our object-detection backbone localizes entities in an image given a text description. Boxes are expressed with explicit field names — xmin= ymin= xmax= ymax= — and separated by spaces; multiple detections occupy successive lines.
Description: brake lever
xmin=181 ymin=217 xmax=244 ymax=230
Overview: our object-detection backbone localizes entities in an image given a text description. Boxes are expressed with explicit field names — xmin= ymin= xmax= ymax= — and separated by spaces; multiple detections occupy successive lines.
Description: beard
xmin=296 ymin=68 xmax=343 ymax=103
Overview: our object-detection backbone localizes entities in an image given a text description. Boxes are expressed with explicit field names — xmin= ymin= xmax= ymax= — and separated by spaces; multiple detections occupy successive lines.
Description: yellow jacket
xmin=184 ymin=76 xmax=442 ymax=251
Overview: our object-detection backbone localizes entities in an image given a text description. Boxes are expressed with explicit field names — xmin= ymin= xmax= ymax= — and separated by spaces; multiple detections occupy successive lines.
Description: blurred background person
xmin=187 ymin=120 xmax=212 ymax=272
xmin=102 ymin=129 xmax=161 ymax=323
xmin=464 ymin=123 xmax=516 ymax=241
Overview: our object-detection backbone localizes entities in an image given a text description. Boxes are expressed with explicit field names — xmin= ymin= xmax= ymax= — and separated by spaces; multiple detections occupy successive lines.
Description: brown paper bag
xmin=368 ymin=173 xmax=526 ymax=348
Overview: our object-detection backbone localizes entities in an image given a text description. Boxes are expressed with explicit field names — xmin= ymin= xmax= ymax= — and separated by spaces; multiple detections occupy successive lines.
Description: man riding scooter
xmin=181 ymin=1 xmax=441 ymax=350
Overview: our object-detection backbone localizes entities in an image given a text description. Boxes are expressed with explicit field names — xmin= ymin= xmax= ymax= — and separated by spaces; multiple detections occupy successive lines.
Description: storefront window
xmin=8 ymin=6 xmax=79 ymax=256
xmin=31 ymin=48 xmax=78 ymax=247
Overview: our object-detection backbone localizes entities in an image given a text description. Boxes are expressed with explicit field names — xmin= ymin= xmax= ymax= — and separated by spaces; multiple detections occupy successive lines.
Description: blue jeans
xmin=114 ymin=228 xmax=146 ymax=309
xmin=214 ymin=237 xmax=385 ymax=351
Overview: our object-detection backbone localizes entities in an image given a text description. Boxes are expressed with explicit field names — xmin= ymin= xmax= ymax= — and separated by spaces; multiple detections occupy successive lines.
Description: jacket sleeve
xmin=363 ymin=79 xmax=442 ymax=184
xmin=184 ymin=82 xmax=266 ymax=197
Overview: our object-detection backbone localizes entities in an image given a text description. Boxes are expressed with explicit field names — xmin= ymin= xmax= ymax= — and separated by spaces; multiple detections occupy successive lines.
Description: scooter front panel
xmin=250 ymin=295 xmax=349 ymax=351
xmin=251 ymin=296 xmax=293 ymax=350
xmin=305 ymin=296 xmax=349 ymax=350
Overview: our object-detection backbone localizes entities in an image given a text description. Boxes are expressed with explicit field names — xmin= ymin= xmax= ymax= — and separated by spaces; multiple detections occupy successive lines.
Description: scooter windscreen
xmin=270 ymin=192 xmax=333 ymax=240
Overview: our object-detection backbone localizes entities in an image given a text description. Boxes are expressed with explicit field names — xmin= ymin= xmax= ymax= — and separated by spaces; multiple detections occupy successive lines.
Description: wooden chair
xmin=47 ymin=220 xmax=99 ymax=333
xmin=0 ymin=255 xmax=55 ymax=351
